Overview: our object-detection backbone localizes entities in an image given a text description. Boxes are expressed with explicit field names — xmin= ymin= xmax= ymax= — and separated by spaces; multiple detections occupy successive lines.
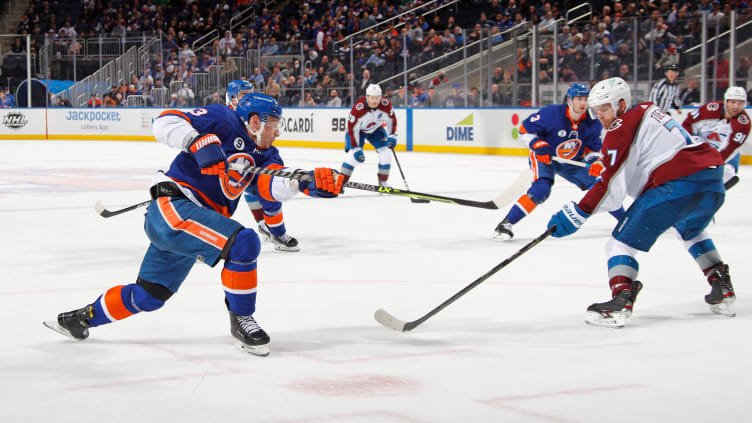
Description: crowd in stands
xmin=4 ymin=0 xmax=752 ymax=107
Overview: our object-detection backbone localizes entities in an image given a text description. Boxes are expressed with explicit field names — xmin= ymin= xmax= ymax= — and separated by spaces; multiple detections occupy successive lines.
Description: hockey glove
xmin=352 ymin=147 xmax=365 ymax=163
xmin=188 ymin=133 xmax=227 ymax=176
xmin=530 ymin=139 xmax=552 ymax=165
xmin=386 ymin=133 xmax=398 ymax=149
xmin=298 ymin=167 xmax=340 ymax=198
xmin=584 ymin=153 xmax=605 ymax=177
xmin=547 ymin=201 xmax=590 ymax=238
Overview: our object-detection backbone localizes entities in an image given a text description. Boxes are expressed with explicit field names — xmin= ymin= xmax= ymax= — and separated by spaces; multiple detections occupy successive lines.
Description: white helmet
xmin=588 ymin=77 xmax=632 ymax=115
xmin=366 ymin=84 xmax=382 ymax=97
xmin=724 ymin=86 xmax=747 ymax=106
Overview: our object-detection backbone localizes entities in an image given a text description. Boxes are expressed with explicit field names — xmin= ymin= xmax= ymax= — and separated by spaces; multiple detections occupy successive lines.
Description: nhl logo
xmin=233 ymin=137 xmax=245 ymax=150
xmin=2 ymin=112 xmax=28 ymax=130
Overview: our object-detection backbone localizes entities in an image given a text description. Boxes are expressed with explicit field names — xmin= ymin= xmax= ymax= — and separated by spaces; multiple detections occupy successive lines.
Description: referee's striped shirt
xmin=649 ymin=78 xmax=682 ymax=111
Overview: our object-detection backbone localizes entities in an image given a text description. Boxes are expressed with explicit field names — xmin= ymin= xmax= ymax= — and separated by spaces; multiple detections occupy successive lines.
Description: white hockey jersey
xmin=681 ymin=101 xmax=750 ymax=162
xmin=579 ymin=103 xmax=724 ymax=214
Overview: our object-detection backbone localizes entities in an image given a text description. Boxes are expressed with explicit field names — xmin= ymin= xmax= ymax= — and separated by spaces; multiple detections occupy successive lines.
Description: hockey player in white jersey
xmin=546 ymin=77 xmax=735 ymax=327
xmin=335 ymin=84 xmax=398 ymax=192
xmin=682 ymin=86 xmax=750 ymax=189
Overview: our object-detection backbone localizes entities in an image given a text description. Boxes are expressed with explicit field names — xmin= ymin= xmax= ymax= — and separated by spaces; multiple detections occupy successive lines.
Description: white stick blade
xmin=492 ymin=170 xmax=533 ymax=208
xmin=374 ymin=309 xmax=407 ymax=332
xmin=94 ymin=200 xmax=105 ymax=215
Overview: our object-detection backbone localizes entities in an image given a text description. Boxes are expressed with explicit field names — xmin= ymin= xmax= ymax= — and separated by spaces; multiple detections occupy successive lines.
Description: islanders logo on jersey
xmin=221 ymin=153 xmax=255 ymax=199
xmin=556 ymin=139 xmax=582 ymax=160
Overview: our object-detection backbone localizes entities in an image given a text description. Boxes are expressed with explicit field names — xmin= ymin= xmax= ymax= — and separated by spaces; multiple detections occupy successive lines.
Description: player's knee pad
xmin=227 ymin=228 xmax=261 ymax=263
xmin=376 ymin=146 xmax=392 ymax=164
xmin=134 ymin=278 xmax=173 ymax=312
xmin=527 ymin=178 xmax=553 ymax=204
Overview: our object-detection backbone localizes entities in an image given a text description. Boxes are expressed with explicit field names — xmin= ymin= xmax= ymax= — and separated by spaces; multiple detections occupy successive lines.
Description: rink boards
xmin=1 ymin=106 xmax=751 ymax=162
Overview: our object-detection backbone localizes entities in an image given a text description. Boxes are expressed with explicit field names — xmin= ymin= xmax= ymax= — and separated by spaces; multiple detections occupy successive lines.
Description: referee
xmin=649 ymin=64 xmax=682 ymax=113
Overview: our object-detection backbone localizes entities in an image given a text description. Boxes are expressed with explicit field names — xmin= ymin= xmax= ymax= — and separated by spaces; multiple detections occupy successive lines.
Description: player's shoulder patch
xmin=355 ymin=102 xmax=364 ymax=111
xmin=737 ymin=113 xmax=749 ymax=126
xmin=381 ymin=98 xmax=389 ymax=107
xmin=608 ymin=119 xmax=623 ymax=131
xmin=706 ymin=102 xmax=720 ymax=112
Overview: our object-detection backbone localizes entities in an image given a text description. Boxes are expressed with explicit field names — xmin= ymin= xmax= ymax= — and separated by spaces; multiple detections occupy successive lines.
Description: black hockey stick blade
xmin=374 ymin=226 xmax=556 ymax=332
xmin=410 ymin=198 xmax=431 ymax=204
xmin=724 ymin=175 xmax=739 ymax=190
xmin=95 ymin=199 xmax=152 ymax=218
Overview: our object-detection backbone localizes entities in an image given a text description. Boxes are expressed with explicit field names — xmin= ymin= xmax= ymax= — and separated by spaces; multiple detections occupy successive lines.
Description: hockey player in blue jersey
xmin=43 ymin=93 xmax=341 ymax=356
xmin=226 ymin=80 xmax=300 ymax=251
xmin=493 ymin=83 xmax=626 ymax=240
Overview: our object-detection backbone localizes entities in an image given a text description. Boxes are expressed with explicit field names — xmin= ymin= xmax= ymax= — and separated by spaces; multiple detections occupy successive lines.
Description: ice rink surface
xmin=1 ymin=140 xmax=750 ymax=422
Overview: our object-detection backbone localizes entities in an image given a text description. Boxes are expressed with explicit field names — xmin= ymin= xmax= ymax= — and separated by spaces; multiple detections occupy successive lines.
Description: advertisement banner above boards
xmin=410 ymin=108 xmax=538 ymax=155
xmin=273 ymin=107 xmax=407 ymax=151
xmin=0 ymin=109 xmax=47 ymax=138
xmin=46 ymin=108 xmax=170 ymax=141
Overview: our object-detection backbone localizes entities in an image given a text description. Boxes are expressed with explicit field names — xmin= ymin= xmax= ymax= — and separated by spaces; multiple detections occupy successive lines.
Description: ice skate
xmin=492 ymin=218 xmax=514 ymax=241
xmin=256 ymin=221 xmax=272 ymax=241
xmin=43 ymin=305 xmax=94 ymax=340
xmin=228 ymin=309 xmax=270 ymax=356
xmin=258 ymin=221 xmax=299 ymax=252
xmin=270 ymin=232 xmax=300 ymax=252
xmin=705 ymin=264 xmax=735 ymax=317
xmin=585 ymin=281 xmax=643 ymax=328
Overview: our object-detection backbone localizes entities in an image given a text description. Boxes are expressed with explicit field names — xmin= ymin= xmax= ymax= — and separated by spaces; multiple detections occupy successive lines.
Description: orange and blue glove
xmin=584 ymin=153 xmax=605 ymax=177
xmin=530 ymin=139 xmax=552 ymax=164
xmin=298 ymin=167 xmax=341 ymax=198
xmin=188 ymin=133 xmax=227 ymax=176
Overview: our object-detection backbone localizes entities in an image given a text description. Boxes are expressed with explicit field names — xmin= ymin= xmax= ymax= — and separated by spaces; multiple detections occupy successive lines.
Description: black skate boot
xmin=257 ymin=221 xmax=272 ymax=241
xmin=271 ymin=232 xmax=300 ymax=252
xmin=492 ymin=218 xmax=514 ymax=241
xmin=227 ymin=302 xmax=270 ymax=356
xmin=43 ymin=305 xmax=95 ymax=340
xmin=705 ymin=263 xmax=735 ymax=317
xmin=585 ymin=281 xmax=643 ymax=328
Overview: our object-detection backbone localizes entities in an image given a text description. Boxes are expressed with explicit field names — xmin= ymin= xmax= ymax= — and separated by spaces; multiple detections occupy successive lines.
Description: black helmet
xmin=665 ymin=64 xmax=679 ymax=72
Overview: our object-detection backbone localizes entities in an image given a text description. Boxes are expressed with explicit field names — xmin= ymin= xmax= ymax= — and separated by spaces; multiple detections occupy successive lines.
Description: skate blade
xmin=491 ymin=231 xmax=513 ymax=242
xmin=234 ymin=340 xmax=270 ymax=356
xmin=42 ymin=320 xmax=84 ymax=340
xmin=584 ymin=311 xmax=626 ymax=328
xmin=709 ymin=302 xmax=736 ymax=317
xmin=273 ymin=244 xmax=300 ymax=252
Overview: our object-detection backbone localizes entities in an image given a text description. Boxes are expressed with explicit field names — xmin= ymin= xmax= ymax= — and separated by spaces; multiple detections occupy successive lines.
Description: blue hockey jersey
xmin=519 ymin=104 xmax=603 ymax=161
xmin=154 ymin=104 xmax=285 ymax=217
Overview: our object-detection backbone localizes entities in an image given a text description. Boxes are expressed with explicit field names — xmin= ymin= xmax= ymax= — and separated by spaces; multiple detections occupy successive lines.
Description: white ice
xmin=1 ymin=140 xmax=750 ymax=422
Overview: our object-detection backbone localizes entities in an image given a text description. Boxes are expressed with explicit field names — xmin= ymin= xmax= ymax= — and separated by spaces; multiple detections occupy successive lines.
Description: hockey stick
xmin=724 ymin=175 xmax=739 ymax=190
xmin=374 ymin=226 xmax=555 ymax=332
xmin=390 ymin=148 xmax=429 ymax=204
xmin=95 ymin=199 xmax=152 ymax=218
xmin=239 ymin=164 xmax=504 ymax=209
xmin=551 ymin=156 xmax=587 ymax=167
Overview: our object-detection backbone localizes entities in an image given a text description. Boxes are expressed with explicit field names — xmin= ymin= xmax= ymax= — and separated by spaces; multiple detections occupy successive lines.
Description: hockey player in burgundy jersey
xmin=226 ymin=80 xmax=301 ymax=252
xmin=682 ymin=86 xmax=750 ymax=188
xmin=546 ymin=77 xmax=735 ymax=327
xmin=336 ymin=84 xmax=398 ymax=192
xmin=43 ymin=93 xmax=340 ymax=356
xmin=493 ymin=83 xmax=625 ymax=241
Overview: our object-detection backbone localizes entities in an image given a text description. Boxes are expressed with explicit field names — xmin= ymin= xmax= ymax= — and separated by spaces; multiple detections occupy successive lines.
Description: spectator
xmin=679 ymin=77 xmax=701 ymax=106
xmin=431 ymin=71 xmax=449 ymax=88
xmin=265 ymin=76 xmax=281 ymax=100
xmin=204 ymin=91 xmax=222 ymax=106
xmin=498 ymin=70 xmax=514 ymax=104
xmin=443 ymin=83 xmax=465 ymax=107
xmin=467 ymin=87 xmax=482 ymax=107
xmin=423 ymin=86 xmax=440 ymax=107
xmin=357 ymin=69 xmax=373 ymax=97
xmin=326 ymin=89 xmax=342 ymax=107
xmin=299 ymin=92 xmax=316 ymax=107
xmin=390 ymin=86 xmax=407 ymax=107
xmin=218 ymin=30 xmax=235 ymax=55
xmin=736 ymin=56 xmax=751 ymax=87
xmin=87 ymin=93 xmax=102 ymax=107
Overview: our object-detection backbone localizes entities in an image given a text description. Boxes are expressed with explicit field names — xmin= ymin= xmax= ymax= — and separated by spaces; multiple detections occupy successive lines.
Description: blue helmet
xmin=566 ymin=83 xmax=589 ymax=100
xmin=226 ymin=79 xmax=255 ymax=109
xmin=236 ymin=92 xmax=282 ymax=126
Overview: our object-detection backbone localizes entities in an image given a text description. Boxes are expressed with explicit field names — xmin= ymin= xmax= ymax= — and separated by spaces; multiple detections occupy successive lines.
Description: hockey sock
xmin=377 ymin=164 xmax=390 ymax=182
xmin=506 ymin=194 xmax=538 ymax=225
xmin=687 ymin=238 xmax=721 ymax=272
xmin=250 ymin=207 xmax=265 ymax=222
xmin=88 ymin=283 xmax=166 ymax=326
xmin=607 ymin=255 xmax=639 ymax=296
xmin=222 ymin=229 xmax=260 ymax=316
xmin=263 ymin=211 xmax=287 ymax=238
